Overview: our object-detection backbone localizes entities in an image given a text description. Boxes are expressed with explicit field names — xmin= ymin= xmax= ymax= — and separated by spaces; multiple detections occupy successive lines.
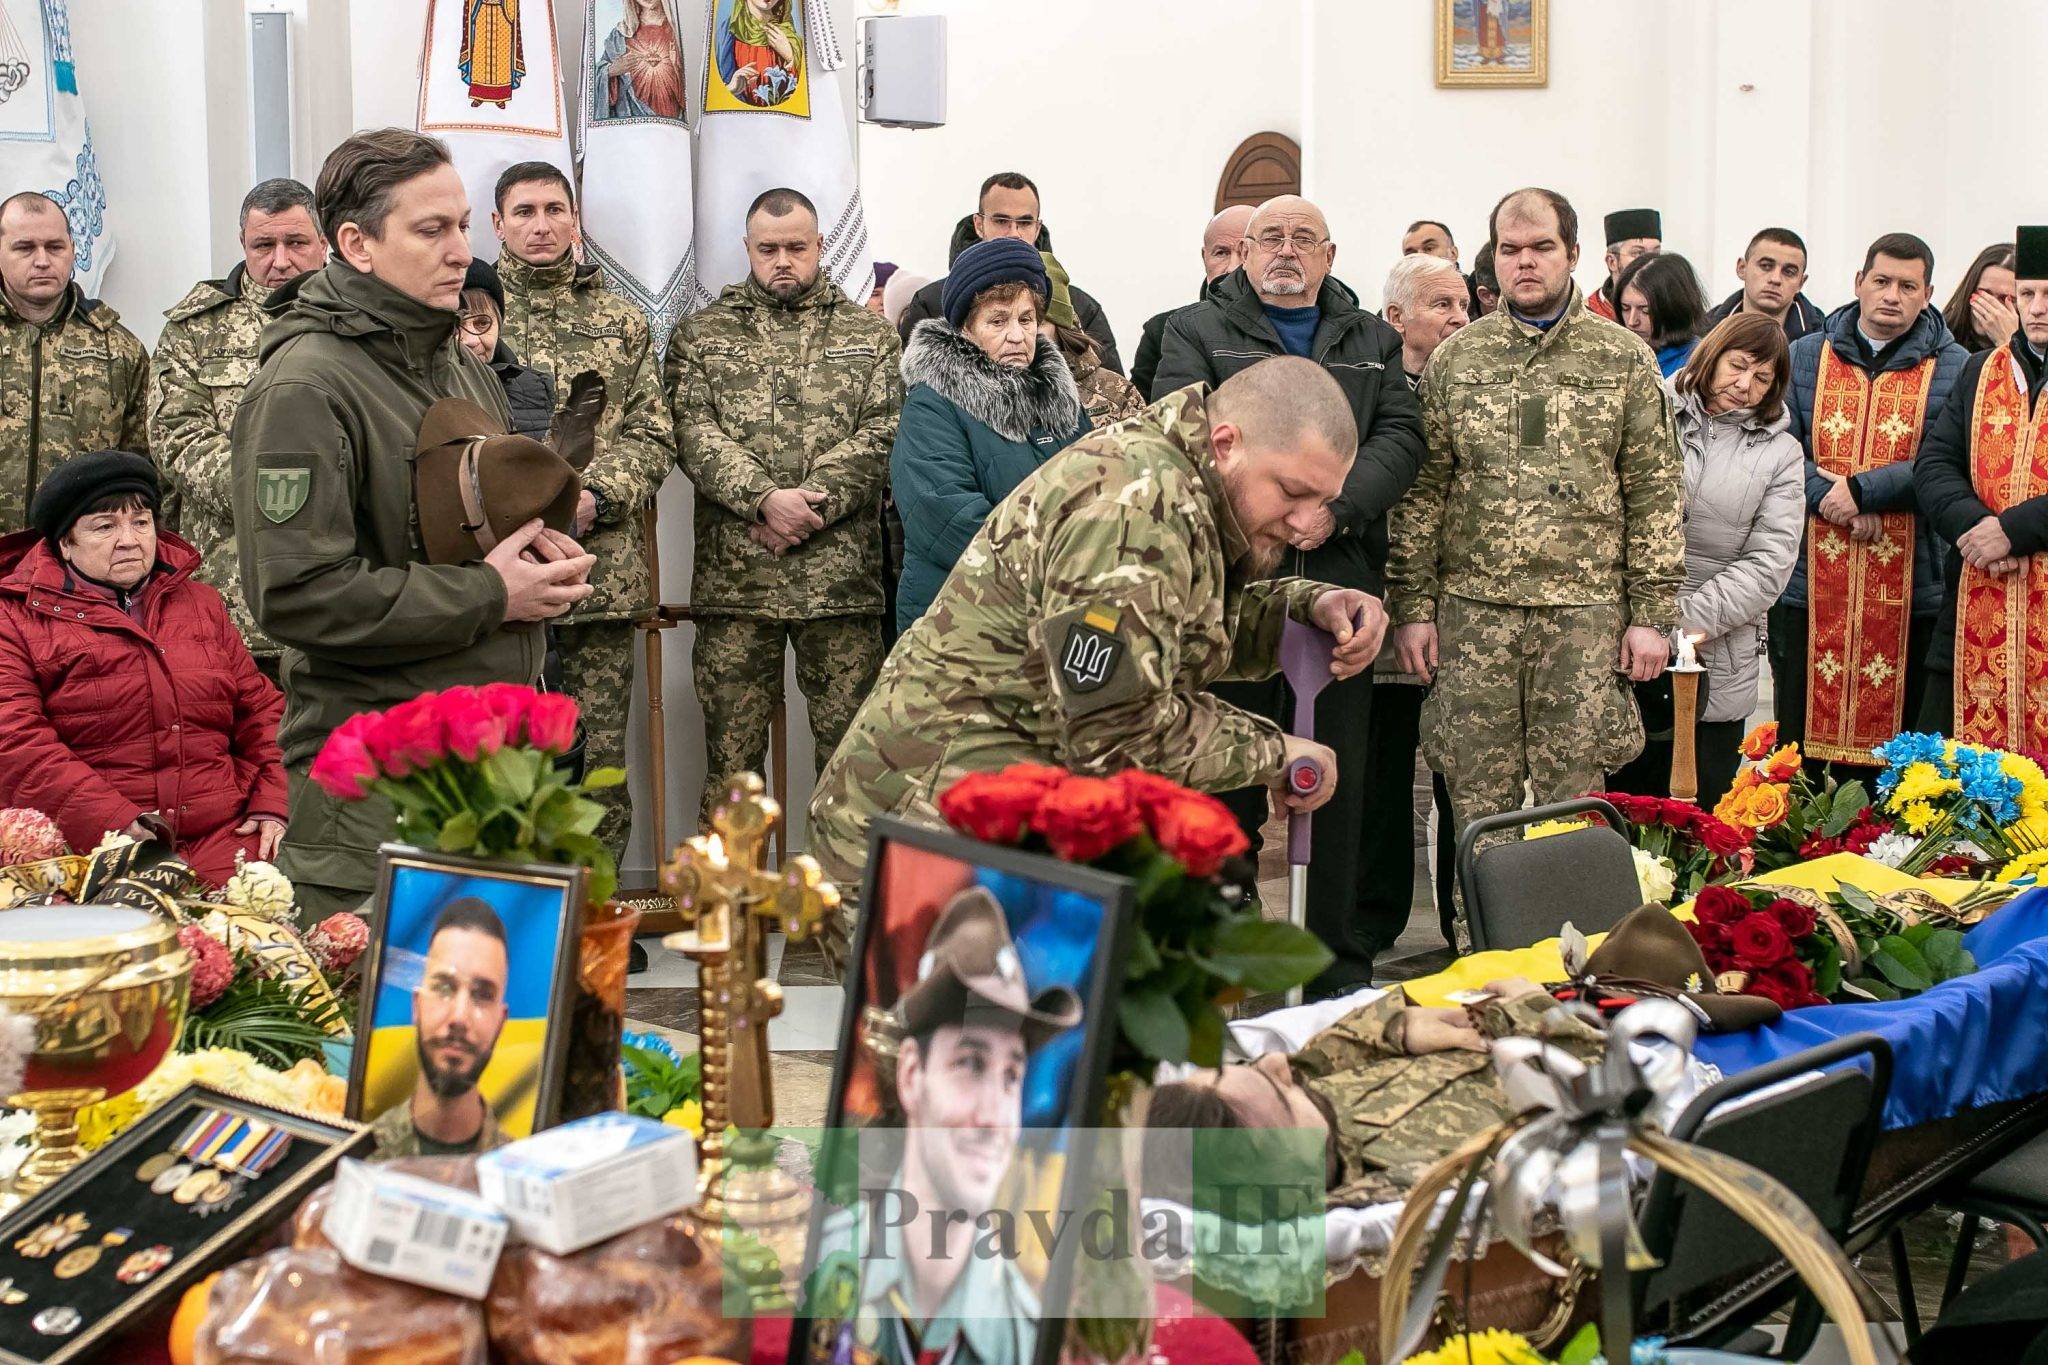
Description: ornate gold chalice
xmin=0 ymin=906 xmax=191 ymax=1202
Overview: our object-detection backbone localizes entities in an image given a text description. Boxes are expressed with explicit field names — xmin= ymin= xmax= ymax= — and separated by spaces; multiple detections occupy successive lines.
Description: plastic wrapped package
xmin=486 ymin=1215 xmax=747 ymax=1365
xmin=290 ymin=1156 xmax=483 ymax=1252
xmin=195 ymin=1246 xmax=488 ymax=1365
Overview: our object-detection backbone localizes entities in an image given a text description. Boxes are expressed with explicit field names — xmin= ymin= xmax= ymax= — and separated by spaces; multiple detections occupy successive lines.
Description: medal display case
xmin=0 ymin=1082 xmax=369 ymax=1364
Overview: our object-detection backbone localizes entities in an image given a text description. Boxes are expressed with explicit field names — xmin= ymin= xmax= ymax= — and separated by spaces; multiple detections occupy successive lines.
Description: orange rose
xmin=1762 ymin=743 xmax=1803 ymax=783
xmin=1713 ymin=786 xmax=1754 ymax=828
xmin=1741 ymin=722 xmax=1780 ymax=760
xmin=1746 ymin=782 xmax=1792 ymax=829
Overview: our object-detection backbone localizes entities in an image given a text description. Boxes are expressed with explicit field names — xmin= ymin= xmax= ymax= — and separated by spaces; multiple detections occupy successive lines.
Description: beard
xmin=1259 ymin=271 xmax=1307 ymax=297
xmin=1220 ymin=462 xmax=1288 ymax=575
xmin=762 ymin=268 xmax=818 ymax=302
xmin=417 ymin=1029 xmax=491 ymax=1099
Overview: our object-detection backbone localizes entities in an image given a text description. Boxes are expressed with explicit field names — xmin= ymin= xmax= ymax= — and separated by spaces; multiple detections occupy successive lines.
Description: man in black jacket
xmin=1130 ymin=204 xmax=1253 ymax=399
xmin=1151 ymin=194 xmax=1426 ymax=996
xmin=895 ymin=172 xmax=1122 ymax=374
xmin=1704 ymin=226 xmax=1826 ymax=343
xmin=1913 ymin=224 xmax=2048 ymax=743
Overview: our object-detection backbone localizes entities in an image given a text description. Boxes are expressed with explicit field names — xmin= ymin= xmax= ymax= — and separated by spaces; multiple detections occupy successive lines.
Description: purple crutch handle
xmin=1279 ymin=620 xmax=1340 ymax=867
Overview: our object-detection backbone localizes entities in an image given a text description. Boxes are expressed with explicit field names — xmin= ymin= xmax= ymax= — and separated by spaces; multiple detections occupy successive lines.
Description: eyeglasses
xmin=457 ymin=314 xmax=495 ymax=336
xmin=1251 ymin=231 xmax=1329 ymax=255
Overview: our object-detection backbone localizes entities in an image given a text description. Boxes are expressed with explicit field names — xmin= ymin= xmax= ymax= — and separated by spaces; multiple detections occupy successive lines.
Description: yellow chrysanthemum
xmin=1892 ymin=762 xmax=1961 ymax=808
xmin=2000 ymin=849 xmax=2048 ymax=884
xmin=2008 ymin=811 xmax=2048 ymax=851
xmin=1402 ymin=1330 xmax=1551 ymax=1365
xmin=1898 ymin=799 xmax=1941 ymax=835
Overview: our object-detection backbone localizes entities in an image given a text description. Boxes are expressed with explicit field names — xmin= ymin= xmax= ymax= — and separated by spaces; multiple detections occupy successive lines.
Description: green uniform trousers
xmin=692 ymin=615 xmax=884 ymax=829
xmin=554 ymin=618 xmax=638 ymax=859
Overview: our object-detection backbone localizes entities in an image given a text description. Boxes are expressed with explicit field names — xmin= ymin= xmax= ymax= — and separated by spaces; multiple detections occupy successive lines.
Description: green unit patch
xmin=256 ymin=467 xmax=311 ymax=524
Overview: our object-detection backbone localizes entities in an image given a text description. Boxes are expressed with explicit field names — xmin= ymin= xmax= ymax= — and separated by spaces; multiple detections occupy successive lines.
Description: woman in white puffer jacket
xmin=1613 ymin=312 xmax=1806 ymax=804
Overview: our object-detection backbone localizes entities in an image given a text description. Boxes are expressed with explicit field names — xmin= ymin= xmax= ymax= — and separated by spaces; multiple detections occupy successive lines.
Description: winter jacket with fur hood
xmin=1669 ymin=382 xmax=1806 ymax=723
xmin=890 ymin=320 xmax=1089 ymax=630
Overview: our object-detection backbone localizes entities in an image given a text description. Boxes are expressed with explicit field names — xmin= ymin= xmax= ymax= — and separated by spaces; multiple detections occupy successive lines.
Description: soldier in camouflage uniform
xmin=148 ymin=179 xmax=329 ymax=676
xmin=0 ymin=192 xmax=150 ymax=530
xmin=666 ymin=188 xmax=903 ymax=829
xmin=1148 ymin=981 xmax=1606 ymax=1208
xmin=808 ymin=358 xmax=1386 ymax=939
xmin=1387 ymin=188 xmax=1682 ymax=923
xmin=491 ymin=163 xmax=677 ymax=855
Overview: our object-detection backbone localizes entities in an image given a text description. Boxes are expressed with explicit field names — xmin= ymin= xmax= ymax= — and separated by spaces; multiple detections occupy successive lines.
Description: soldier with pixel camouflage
xmin=148 ymin=178 xmax=329 ymax=678
xmin=1386 ymin=186 xmax=1684 ymax=946
xmin=0 ymin=191 xmax=150 ymax=531
xmin=667 ymin=186 xmax=903 ymax=830
xmin=808 ymin=357 xmax=1385 ymax=944
xmin=491 ymin=161 xmax=677 ymax=856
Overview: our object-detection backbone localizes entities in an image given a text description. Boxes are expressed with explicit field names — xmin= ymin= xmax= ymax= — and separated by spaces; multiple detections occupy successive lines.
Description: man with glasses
xmin=1149 ymin=194 xmax=1424 ymax=999
xmin=895 ymin=171 xmax=1123 ymax=374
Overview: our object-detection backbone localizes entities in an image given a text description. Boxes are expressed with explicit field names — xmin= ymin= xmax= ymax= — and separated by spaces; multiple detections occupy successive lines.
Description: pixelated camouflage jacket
xmin=0 ymin=283 xmax=150 ymax=531
xmin=1293 ymin=989 xmax=1606 ymax=1208
xmin=149 ymin=264 xmax=276 ymax=654
xmin=1385 ymin=286 xmax=1684 ymax=631
xmin=806 ymin=385 xmax=1330 ymax=884
xmin=665 ymin=275 xmax=902 ymax=618
xmin=497 ymin=252 xmax=677 ymax=622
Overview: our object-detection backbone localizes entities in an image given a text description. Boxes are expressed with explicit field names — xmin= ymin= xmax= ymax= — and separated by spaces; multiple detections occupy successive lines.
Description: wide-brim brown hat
xmin=1567 ymin=903 xmax=1782 ymax=1032
xmin=413 ymin=397 xmax=581 ymax=565
xmin=894 ymin=887 xmax=1083 ymax=1053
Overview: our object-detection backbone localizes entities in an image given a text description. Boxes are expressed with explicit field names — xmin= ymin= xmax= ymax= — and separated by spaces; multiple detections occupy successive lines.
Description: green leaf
xmin=1123 ymin=927 xmax=1162 ymax=980
xmin=484 ymin=747 xmax=541 ymax=802
xmin=1558 ymin=1324 xmax=1604 ymax=1365
xmin=1824 ymin=780 xmax=1871 ymax=836
xmin=1899 ymin=923 xmax=1935 ymax=948
xmin=1846 ymin=975 xmax=1901 ymax=1001
xmin=1187 ymin=1003 xmax=1227 ymax=1069
xmin=1813 ymin=935 xmax=1843 ymax=998
xmin=1872 ymin=936 xmax=1933 ymax=992
xmin=1835 ymin=881 xmax=1881 ymax=919
xmin=436 ymin=810 xmax=480 ymax=853
xmin=1117 ymin=988 xmax=1190 ymax=1063
xmin=1131 ymin=854 xmax=1186 ymax=907
xmin=1921 ymin=929 xmax=1971 ymax=981
xmin=1202 ymin=919 xmax=1333 ymax=994
xmin=581 ymin=766 xmax=627 ymax=791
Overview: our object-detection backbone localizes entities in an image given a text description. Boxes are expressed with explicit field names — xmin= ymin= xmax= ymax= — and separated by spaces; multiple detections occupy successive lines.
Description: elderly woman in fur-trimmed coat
xmin=891 ymin=237 xmax=1089 ymax=632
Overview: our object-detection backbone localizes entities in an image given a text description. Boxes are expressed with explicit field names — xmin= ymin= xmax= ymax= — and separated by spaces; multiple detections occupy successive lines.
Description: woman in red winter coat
xmin=0 ymin=451 xmax=286 ymax=885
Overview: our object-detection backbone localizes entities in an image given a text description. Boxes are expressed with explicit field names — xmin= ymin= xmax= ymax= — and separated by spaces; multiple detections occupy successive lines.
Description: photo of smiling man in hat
xmin=806 ymin=885 xmax=1083 ymax=1365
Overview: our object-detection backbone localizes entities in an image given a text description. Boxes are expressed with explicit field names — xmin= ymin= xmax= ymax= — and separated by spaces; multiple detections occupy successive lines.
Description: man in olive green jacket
xmin=0 ymin=192 xmax=150 ymax=530
xmin=667 ymin=188 xmax=902 ymax=827
xmin=231 ymin=130 xmax=595 ymax=915
xmin=492 ymin=162 xmax=675 ymax=855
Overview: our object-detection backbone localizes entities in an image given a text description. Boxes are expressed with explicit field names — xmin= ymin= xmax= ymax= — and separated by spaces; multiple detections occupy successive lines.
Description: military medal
xmin=195 ymin=1176 xmax=246 ymax=1218
xmin=151 ymin=1162 xmax=195 ymax=1196
xmin=117 ymin=1245 xmax=174 ymax=1284
xmin=31 ymin=1307 xmax=80 ymax=1337
xmin=14 ymin=1213 xmax=88 ymax=1258
xmin=173 ymin=1169 xmax=223 ymax=1205
xmin=52 ymin=1246 xmax=98 ymax=1279
xmin=0 ymin=1277 xmax=26 ymax=1305
xmin=135 ymin=1151 xmax=178 ymax=1184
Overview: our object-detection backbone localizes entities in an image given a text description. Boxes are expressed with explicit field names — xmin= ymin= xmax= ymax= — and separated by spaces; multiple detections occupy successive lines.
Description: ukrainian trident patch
xmin=1058 ymin=607 xmax=1125 ymax=694
xmin=255 ymin=467 xmax=311 ymax=524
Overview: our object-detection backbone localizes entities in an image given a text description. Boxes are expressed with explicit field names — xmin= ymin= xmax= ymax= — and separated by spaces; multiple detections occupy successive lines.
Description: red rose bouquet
xmin=310 ymin=685 xmax=622 ymax=907
xmin=937 ymin=765 xmax=1330 ymax=1072
xmin=1686 ymin=879 xmax=1977 ymax=1009
xmin=1585 ymin=791 xmax=1751 ymax=900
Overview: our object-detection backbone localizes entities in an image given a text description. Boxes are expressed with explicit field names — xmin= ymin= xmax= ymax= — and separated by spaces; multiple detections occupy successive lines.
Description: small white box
xmin=321 ymin=1158 xmax=508 ymax=1299
xmin=476 ymin=1114 xmax=698 ymax=1256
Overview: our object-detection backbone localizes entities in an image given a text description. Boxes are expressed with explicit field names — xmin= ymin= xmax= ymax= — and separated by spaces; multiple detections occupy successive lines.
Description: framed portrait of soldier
xmin=790 ymin=817 xmax=1135 ymax=1365
xmin=345 ymin=846 xmax=584 ymax=1153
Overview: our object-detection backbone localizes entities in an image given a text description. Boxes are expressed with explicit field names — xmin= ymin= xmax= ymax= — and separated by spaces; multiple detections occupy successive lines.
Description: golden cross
xmin=1989 ymin=410 xmax=2015 ymax=436
xmin=1819 ymin=408 xmax=1856 ymax=443
xmin=659 ymin=773 xmax=838 ymax=1177
xmin=1877 ymin=412 xmax=1913 ymax=445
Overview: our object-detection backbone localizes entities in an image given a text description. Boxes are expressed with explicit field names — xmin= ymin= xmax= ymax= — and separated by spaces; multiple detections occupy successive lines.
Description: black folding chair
xmin=1634 ymin=1032 xmax=1893 ymax=1357
xmin=1455 ymin=798 xmax=1642 ymax=951
xmin=1890 ymin=1128 xmax=2048 ymax=1333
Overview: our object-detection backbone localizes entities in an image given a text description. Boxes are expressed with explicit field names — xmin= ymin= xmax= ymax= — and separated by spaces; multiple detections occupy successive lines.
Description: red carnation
xmin=1693 ymin=885 xmax=1754 ymax=926
xmin=1151 ymin=792 xmax=1249 ymax=877
xmin=938 ymin=772 xmax=1050 ymax=845
xmin=1729 ymin=911 xmax=1795 ymax=971
xmin=1031 ymin=777 xmax=1144 ymax=863
xmin=1768 ymin=898 xmax=1818 ymax=939
xmin=179 ymin=925 xmax=234 ymax=1010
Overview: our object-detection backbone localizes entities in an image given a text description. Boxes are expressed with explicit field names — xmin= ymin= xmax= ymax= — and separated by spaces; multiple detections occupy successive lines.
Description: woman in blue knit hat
xmin=890 ymin=235 xmax=1090 ymax=632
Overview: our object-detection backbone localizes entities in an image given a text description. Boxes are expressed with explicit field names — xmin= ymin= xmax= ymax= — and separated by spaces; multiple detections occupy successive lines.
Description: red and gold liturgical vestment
xmin=1804 ymin=343 xmax=1936 ymax=763
xmin=1956 ymin=347 xmax=2048 ymax=750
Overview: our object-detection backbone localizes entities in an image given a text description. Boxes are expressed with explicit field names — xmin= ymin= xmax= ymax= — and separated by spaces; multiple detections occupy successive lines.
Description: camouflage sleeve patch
xmin=1042 ymin=602 xmax=1140 ymax=719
